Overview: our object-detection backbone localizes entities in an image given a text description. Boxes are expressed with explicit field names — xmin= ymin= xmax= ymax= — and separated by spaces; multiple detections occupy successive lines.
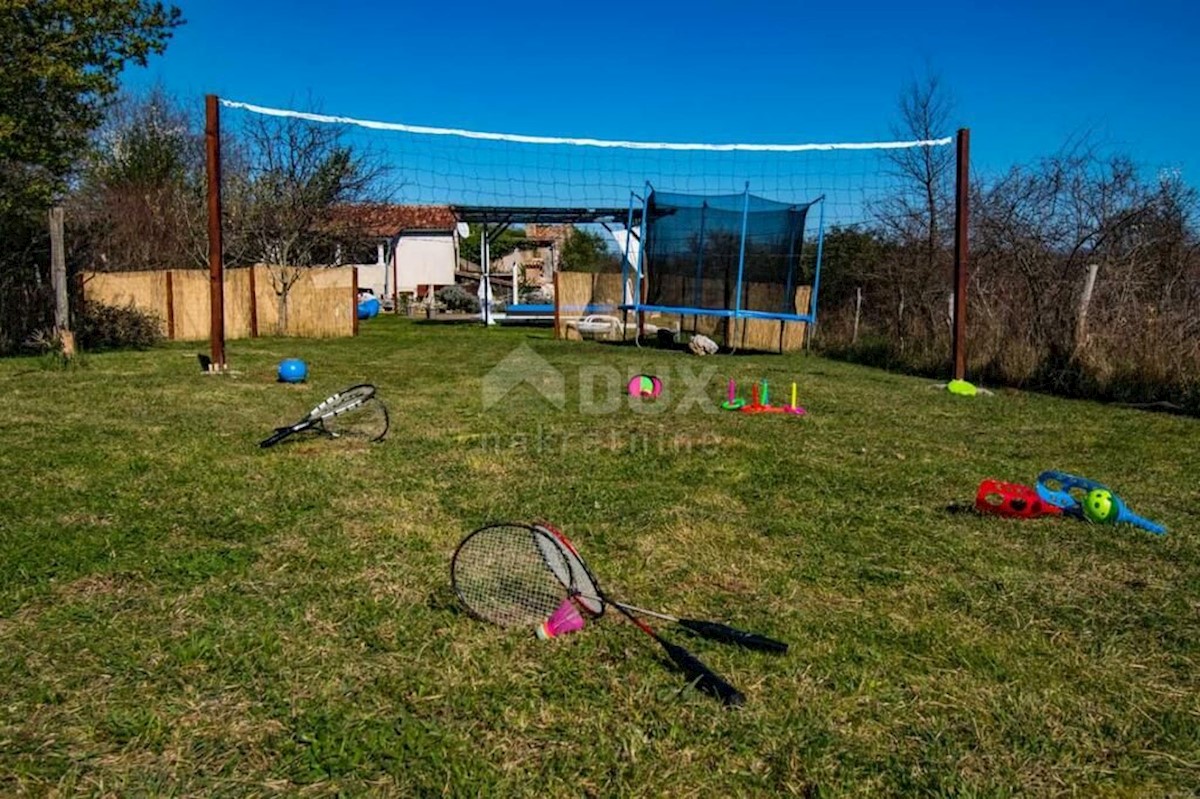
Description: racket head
xmin=307 ymin=384 xmax=377 ymax=421
xmin=322 ymin=397 xmax=389 ymax=442
xmin=451 ymin=523 xmax=582 ymax=628
xmin=531 ymin=521 xmax=605 ymax=618
xmin=1035 ymin=470 xmax=1101 ymax=511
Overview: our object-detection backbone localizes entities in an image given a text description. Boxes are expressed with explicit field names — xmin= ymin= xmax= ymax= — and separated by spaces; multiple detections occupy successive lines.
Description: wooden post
xmin=951 ymin=128 xmax=970 ymax=381
xmin=1075 ymin=263 xmax=1099 ymax=353
xmin=352 ymin=267 xmax=360 ymax=336
xmin=205 ymin=94 xmax=226 ymax=369
xmin=248 ymin=265 xmax=259 ymax=337
xmin=852 ymin=286 xmax=862 ymax=345
xmin=553 ymin=271 xmax=561 ymax=339
xmin=49 ymin=207 xmax=68 ymax=328
xmin=392 ymin=250 xmax=400 ymax=316
xmin=48 ymin=206 xmax=75 ymax=355
xmin=165 ymin=270 xmax=176 ymax=340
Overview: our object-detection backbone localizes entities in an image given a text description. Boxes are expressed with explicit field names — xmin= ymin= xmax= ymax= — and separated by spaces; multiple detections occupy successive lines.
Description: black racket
xmin=451 ymin=522 xmax=574 ymax=628
xmin=533 ymin=522 xmax=788 ymax=654
xmin=452 ymin=522 xmax=746 ymax=706
xmin=259 ymin=384 xmax=389 ymax=448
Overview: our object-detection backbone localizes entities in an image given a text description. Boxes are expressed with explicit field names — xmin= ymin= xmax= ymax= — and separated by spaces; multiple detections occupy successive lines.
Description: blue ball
xmin=277 ymin=358 xmax=308 ymax=383
xmin=357 ymin=296 xmax=381 ymax=319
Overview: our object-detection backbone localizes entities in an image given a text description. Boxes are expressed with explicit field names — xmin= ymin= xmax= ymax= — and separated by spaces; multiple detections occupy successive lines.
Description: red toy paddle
xmin=975 ymin=479 xmax=1063 ymax=519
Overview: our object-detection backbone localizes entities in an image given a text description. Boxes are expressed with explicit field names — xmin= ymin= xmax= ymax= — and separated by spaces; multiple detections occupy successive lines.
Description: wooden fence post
xmin=352 ymin=267 xmax=359 ymax=336
xmin=49 ymin=207 xmax=68 ymax=329
xmin=1075 ymin=263 xmax=1099 ymax=353
xmin=852 ymin=286 xmax=863 ymax=345
xmin=248 ymin=266 xmax=259 ymax=338
xmin=165 ymin=270 xmax=176 ymax=340
xmin=48 ymin=206 xmax=75 ymax=356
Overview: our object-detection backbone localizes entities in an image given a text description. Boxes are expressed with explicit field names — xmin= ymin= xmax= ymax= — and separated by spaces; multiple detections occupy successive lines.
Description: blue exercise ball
xmin=277 ymin=358 xmax=308 ymax=383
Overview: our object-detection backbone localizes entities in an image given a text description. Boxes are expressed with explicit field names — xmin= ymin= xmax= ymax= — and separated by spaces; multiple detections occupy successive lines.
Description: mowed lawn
xmin=1 ymin=316 xmax=1198 ymax=797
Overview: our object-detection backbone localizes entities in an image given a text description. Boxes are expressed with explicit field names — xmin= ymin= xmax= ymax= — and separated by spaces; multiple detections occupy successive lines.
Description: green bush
xmin=76 ymin=302 xmax=164 ymax=351
xmin=436 ymin=285 xmax=480 ymax=313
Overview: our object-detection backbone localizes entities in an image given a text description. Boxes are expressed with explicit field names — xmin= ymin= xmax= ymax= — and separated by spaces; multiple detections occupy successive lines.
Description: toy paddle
xmin=1035 ymin=470 xmax=1166 ymax=535
xmin=975 ymin=479 xmax=1063 ymax=519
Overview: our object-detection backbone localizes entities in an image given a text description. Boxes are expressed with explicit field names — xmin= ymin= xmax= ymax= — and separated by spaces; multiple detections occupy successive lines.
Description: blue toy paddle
xmin=1035 ymin=470 xmax=1166 ymax=535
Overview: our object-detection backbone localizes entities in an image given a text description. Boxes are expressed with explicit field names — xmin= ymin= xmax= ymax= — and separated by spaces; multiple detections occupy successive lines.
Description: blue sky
xmin=125 ymin=0 xmax=1199 ymax=187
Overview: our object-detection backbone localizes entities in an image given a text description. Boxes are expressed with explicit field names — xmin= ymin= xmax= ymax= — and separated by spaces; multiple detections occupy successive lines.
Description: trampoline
xmin=497 ymin=302 xmax=615 ymax=328
xmin=619 ymin=184 xmax=825 ymax=349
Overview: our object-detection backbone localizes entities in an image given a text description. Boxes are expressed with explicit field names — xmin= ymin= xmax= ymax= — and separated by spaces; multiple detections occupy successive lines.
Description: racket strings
xmin=452 ymin=525 xmax=570 ymax=627
xmin=322 ymin=398 xmax=389 ymax=442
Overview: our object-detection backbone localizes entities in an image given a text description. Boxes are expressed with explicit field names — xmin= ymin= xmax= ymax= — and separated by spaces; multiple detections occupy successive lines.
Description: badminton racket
xmin=532 ymin=522 xmax=788 ymax=653
xmin=452 ymin=522 xmax=746 ymax=706
xmin=259 ymin=383 xmax=389 ymax=448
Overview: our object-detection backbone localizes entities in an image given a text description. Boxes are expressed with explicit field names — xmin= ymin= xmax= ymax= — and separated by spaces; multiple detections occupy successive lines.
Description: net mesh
xmin=641 ymin=190 xmax=815 ymax=318
xmin=220 ymin=100 xmax=953 ymax=348
xmin=219 ymin=100 xmax=951 ymax=225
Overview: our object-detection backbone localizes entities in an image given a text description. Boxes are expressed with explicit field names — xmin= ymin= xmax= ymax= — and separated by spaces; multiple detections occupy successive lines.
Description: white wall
xmin=356 ymin=262 xmax=388 ymax=296
xmin=608 ymin=228 xmax=640 ymax=273
xmin=339 ymin=241 xmax=387 ymax=297
xmin=393 ymin=234 xmax=456 ymax=294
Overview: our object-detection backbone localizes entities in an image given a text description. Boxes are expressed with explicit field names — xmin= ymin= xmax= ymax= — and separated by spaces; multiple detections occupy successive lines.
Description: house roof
xmin=328 ymin=204 xmax=458 ymax=237
xmin=451 ymin=205 xmax=637 ymax=225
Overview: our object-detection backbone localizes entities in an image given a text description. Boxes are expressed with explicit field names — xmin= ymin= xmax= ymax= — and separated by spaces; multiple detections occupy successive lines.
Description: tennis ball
xmin=1083 ymin=488 xmax=1116 ymax=523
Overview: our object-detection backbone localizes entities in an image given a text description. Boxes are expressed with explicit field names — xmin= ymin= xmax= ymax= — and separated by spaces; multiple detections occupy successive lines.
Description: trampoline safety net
xmin=641 ymin=190 xmax=816 ymax=317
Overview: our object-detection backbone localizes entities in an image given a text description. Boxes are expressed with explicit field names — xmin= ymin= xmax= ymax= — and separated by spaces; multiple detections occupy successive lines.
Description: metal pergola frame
xmin=451 ymin=205 xmax=641 ymax=325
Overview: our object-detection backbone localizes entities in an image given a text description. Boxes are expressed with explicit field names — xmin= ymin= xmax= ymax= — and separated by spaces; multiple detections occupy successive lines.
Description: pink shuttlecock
xmin=536 ymin=598 xmax=585 ymax=640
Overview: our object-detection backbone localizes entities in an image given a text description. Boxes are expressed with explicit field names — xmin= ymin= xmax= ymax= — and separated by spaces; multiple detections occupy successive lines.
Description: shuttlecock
xmin=536 ymin=598 xmax=585 ymax=640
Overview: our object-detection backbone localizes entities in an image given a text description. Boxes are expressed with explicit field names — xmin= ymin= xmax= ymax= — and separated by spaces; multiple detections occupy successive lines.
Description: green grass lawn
xmin=1 ymin=316 xmax=1198 ymax=796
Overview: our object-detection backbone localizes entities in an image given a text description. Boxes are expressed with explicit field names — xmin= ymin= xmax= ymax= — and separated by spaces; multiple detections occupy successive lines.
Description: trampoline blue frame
xmin=619 ymin=183 xmax=826 ymax=328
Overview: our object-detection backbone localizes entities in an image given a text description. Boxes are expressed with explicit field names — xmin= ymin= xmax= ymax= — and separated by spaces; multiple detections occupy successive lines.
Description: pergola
xmin=450 ymin=205 xmax=641 ymax=324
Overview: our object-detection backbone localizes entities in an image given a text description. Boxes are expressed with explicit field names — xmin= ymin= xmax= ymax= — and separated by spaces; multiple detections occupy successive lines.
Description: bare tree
xmin=965 ymin=132 xmax=1200 ymax=407
xmin=887 ymin=71 xmax=955 ymax=267
xmin=240 ymin=112 xmax=384 ymax=334
xmin=814 ymin=77 xmax=1200 ymax=410
xmin=869 ymin=71 xmax=957 ymax=351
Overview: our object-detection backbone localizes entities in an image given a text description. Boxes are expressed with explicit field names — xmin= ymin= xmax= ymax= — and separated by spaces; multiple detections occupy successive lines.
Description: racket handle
xmin=659 ymin=638 xmax=745 ymax=706
xmin=677 ymin=619 xmax=789 ymax=654
xmin=259 ymin=428 xmax=294 ymax=448
xmin=1121 ymin=509 xmax=1167 ymax=535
